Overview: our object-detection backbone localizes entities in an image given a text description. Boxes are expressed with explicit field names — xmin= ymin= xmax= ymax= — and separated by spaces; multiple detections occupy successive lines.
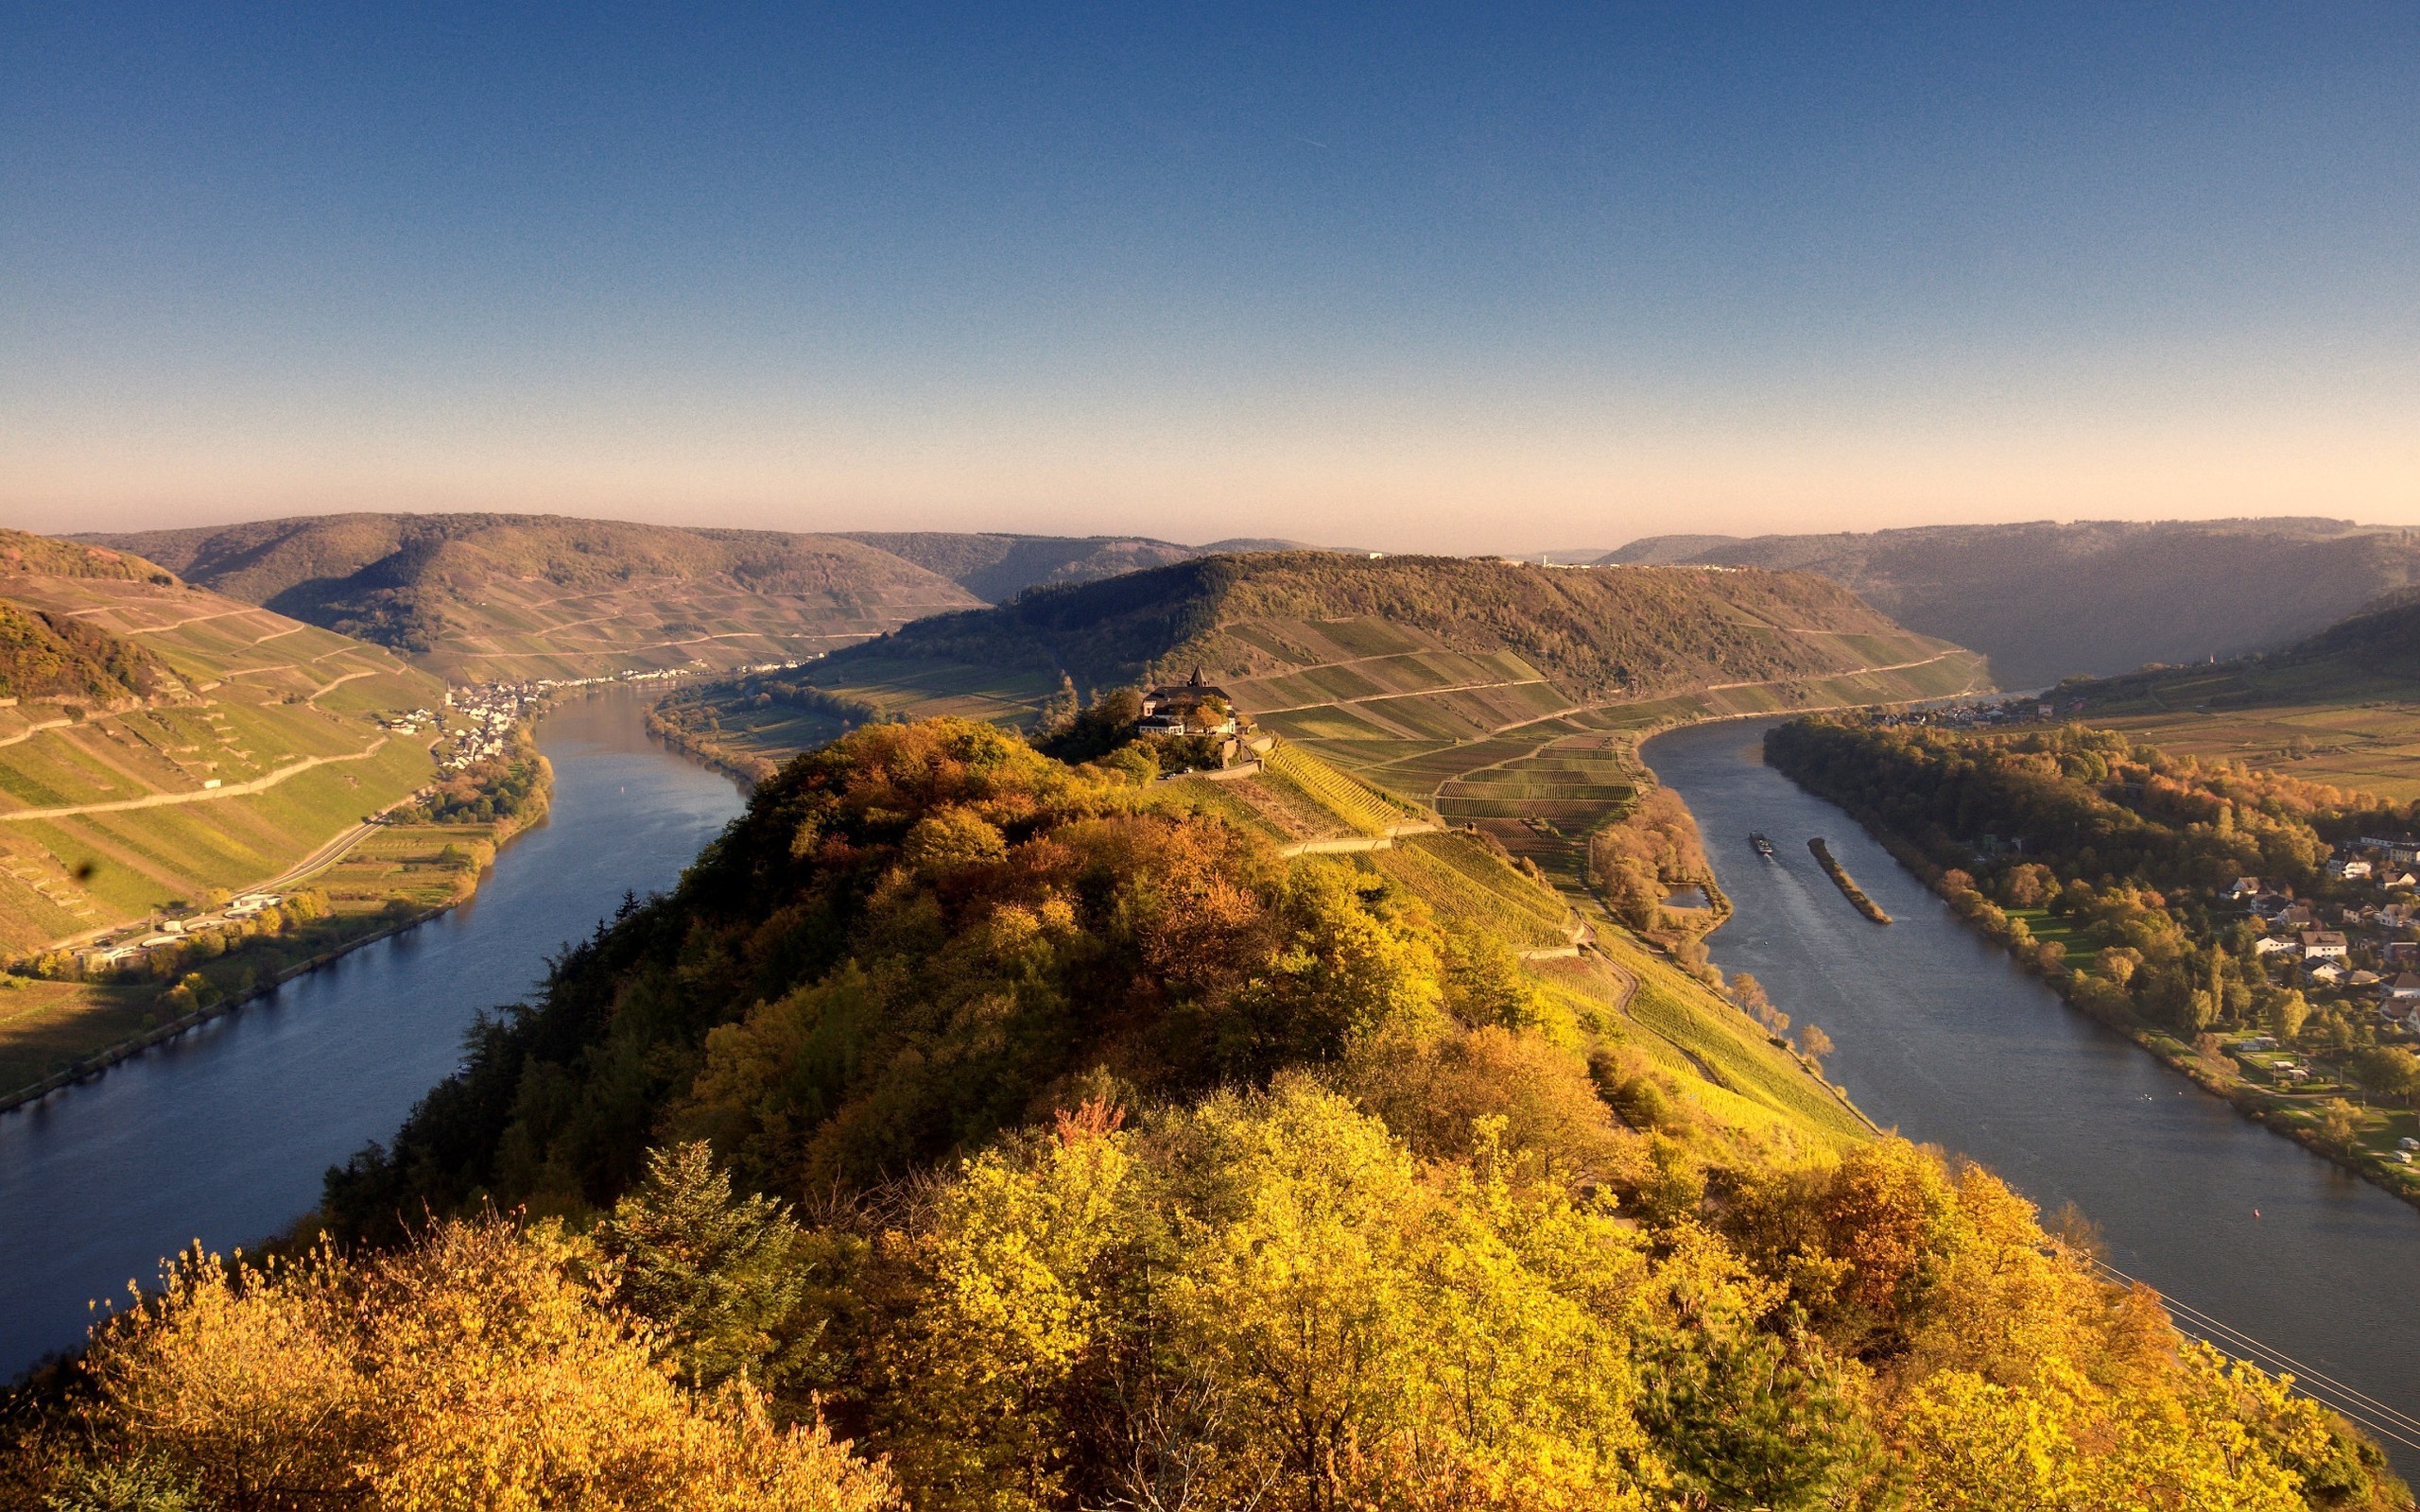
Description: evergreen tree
xmin=601 ymin=1142 xmax=812 ymax=1392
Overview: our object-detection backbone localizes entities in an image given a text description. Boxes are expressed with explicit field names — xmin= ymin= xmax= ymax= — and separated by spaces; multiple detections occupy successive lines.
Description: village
xmin=2220 ymin=834 xmax=2420 ymax=1160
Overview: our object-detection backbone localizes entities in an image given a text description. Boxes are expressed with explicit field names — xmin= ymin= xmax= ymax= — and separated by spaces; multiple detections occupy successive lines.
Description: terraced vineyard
xmin=0 ymin=570 xmax=446 ymax=952
xmin=1220 ymin=610 xmax=1985 ymax=899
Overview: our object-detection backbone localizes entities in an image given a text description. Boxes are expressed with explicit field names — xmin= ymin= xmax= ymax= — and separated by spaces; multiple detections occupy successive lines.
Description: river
xmin=1645 ymin=717 xmax=2420 ymax=1462
xmin=0 ymin=689 xmax=745 ymax=1376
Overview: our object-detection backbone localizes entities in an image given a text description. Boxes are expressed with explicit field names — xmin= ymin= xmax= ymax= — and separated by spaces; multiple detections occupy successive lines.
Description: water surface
xmin=1646 ymin=717 xmax=2420 ymax=1454
xmin=0 ymin=690 xmax=743 ymax=1374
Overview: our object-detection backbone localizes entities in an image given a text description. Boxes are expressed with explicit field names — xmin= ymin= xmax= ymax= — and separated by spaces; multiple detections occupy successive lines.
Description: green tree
xmin=600 ymin=1142 xmax=813 ymax=1393
xmin=2263 ymin=989 xmax=2311 ymax=1045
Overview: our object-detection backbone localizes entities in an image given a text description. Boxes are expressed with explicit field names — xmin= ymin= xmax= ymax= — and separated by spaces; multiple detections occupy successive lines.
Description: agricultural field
xmin=0 ymin=573 xmax=449 ymax=954
xmin=2074 ymin=658 xmax=2420 ymax=802
xmin=1527 ymin=941 xmax=1869 ymax=1149
xmin=2 ymin=808 xmax=542 ymax=1103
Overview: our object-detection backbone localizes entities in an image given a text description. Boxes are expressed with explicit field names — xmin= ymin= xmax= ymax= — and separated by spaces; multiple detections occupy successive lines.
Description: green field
xmin=0 ymin=575 xmax=451 ymax=954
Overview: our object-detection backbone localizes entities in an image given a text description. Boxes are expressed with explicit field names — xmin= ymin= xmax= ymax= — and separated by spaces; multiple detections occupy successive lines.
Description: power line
xmin=2088 ymin=1257 xmax=2420 ymax=1452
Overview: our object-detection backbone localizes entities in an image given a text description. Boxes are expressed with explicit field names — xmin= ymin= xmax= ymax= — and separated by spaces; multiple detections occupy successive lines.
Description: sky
xmin=6 ymin=2 xmax=2419 ymax=552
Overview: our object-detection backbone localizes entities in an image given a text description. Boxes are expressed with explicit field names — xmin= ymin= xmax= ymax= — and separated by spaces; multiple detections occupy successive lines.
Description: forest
xmin=3 ymin=716 xmax=2406 ymax=1510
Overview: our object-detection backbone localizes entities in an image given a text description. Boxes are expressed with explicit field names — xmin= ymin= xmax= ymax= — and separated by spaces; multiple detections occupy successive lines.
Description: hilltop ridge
xmin=824 ymin=551 xmax=1945 ymax=705
xmin=86 ymin=515 xmax=1348 ymax=681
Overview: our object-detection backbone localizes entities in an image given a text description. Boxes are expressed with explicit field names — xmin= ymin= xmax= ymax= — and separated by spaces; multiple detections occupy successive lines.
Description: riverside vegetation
xmin=1766 ymin=714 xmax=2420 ymax=1204
xmin=4 ymin=715 xmax=2403 ymax=1510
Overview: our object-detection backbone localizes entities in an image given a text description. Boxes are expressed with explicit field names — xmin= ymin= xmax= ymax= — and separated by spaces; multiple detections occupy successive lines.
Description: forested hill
xmin=262 ymin=714 xmax=2406 ymax=1512
xmin=0 ymin=532 xmax=177 ymax=704
xmin=0 ymin=601 xmax=166 ymax=705
xmin=836 ymin=530 xmax=1315 ymax=602
xmin=816 ymin=551 xmax=1956 ymax=706
xmin=86 ymin=513 xmax=982 ymax=681
xmin=1607 ymin=518 xmax=2420 ymax=687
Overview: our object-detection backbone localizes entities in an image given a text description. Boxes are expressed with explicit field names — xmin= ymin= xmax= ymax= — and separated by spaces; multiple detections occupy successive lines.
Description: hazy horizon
xmin=9 ymin=4 xmax=2419 ymax=550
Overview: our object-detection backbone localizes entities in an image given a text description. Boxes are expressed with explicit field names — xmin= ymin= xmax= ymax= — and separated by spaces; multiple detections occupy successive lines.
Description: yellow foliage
xmin=45 ymin=1218 xmax=897 ymax=1512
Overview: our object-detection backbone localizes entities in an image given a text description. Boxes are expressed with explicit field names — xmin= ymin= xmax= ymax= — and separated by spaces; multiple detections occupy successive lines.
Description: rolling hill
xmin=783 ymin=552 xmax=1987 ymax=893
xmin=0 ymin=535 xmax=445 ymax=954
xmin=88 ymin=515 xmax=1340 ymax=682
xmin=87 ymin=514 xmax=984 ymax=683
xmin=840 ymin=531 xmax=1317 ymax=602
xmin=1606 ymin=518 xmax=2420 ymax=688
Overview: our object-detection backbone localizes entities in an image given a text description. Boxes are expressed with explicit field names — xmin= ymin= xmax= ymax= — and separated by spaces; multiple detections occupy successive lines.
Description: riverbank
xmin=0 ymin=744 xmax=556 ymax=1111
xmin=1774 ymin=757 xmax=2420 ymax=1213
xmin=1639 ymin=715 xmax=2420 ymax=1481
xmin=0 ymin=689 xmax=748 ymax=1377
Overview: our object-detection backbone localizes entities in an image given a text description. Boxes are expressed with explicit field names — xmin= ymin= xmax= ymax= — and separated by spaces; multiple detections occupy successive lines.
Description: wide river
xmin=1646 ymin=717 xmax=2420 ymax=1462
xmin=0 ymin=689 xmax=744 ymax=1375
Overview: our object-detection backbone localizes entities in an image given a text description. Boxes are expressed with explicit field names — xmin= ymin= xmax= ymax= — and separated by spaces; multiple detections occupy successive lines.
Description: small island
xmin=1809 ymin=836 xmax=1893 ymax=923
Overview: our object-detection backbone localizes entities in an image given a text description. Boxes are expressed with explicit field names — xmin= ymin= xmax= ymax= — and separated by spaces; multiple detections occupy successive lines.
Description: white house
xmin=2253 ymin=936 xmax=2298 ymax=957
xmin=2300 ymin=930 xmax=2350 ymax=961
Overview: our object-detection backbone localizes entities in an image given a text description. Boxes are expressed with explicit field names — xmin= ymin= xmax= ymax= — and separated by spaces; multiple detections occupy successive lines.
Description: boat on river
xmin=1749 ymin=832 xmax=1776 ymax=857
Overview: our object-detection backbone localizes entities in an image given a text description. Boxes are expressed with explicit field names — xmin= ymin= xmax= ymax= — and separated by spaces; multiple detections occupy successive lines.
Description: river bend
xmin=0 ymin=691 xmax=744 ymax=1375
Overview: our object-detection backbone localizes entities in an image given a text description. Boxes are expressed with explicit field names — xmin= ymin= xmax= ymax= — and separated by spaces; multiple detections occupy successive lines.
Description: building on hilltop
xmin=1139 ymin=667 xmax=1241 ymax=738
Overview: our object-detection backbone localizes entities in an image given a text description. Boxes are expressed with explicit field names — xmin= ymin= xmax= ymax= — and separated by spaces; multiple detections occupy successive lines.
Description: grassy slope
xmin=0 ymin=573 xmax=447 ymax=951
xmin=90 ymin=514 xmax=983 ymax=682
xmin=1153 ymin=742 xmax=1866 ymax=1149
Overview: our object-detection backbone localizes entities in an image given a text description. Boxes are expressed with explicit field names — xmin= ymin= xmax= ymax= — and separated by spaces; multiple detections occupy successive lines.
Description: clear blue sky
xmin=6 ymin=3 xmax=2417 ymax=548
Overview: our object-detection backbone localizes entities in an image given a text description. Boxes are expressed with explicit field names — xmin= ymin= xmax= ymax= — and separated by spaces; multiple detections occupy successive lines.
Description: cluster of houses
xmin=2231 ymin=837 xmax=2420 ymax=1030
xmin=1874 ymin=695 xmax=2090 ymax=730
xmin=437 ymin=684 xmax=547 ymax=772
xmin=86 ymin=890 xmax=285 ymax=970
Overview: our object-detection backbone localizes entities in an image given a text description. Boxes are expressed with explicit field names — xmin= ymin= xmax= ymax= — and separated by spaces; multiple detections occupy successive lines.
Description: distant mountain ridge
xmin=1604 ymin=518 xmax=2420 ymax=687
xmin=87 ymin=514 xmax=986 ymax=681
xmin=837 ymin=531 xmax=1317 ymax=604
xmin=85 ymin=515 xmax=1337 ymax=680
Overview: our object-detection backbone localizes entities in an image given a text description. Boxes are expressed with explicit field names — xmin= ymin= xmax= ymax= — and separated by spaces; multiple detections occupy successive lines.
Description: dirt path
xmin=0 ymin=737 xmax=390 ymax=822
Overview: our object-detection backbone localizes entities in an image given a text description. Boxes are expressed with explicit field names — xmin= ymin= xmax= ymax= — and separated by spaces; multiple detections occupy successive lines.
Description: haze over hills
xmin=2057 ymin=585 xmax=2420 ymax=802
xmin=1606 ymin=519 xmax=2420 ymax=689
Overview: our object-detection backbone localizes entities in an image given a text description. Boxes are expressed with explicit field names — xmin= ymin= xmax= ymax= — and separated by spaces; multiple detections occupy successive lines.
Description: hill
xmin=0 ymin=600 xmax=168 ymax=706
xmin=260 ymin=714 xmax=2399 ymax=1512
xmin=86 ymin=513 xmax=984 ymax=682
xmin=2042 ymin=591 xmax=2420 ymax=802
xmin=0 ymin=566 xmax=447 ymax=955
xmin=794 ymin=553 xmax=1985 ymax=894
xmin=838 ymin=532 xmax=1330 ymax=603
xmin=1606 ymin=518 xmax=2420 ymax=688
